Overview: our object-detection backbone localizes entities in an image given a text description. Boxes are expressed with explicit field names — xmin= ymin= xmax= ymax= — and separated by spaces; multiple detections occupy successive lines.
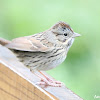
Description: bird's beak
xmin=72 ymin=32 xmax=81 ymax=38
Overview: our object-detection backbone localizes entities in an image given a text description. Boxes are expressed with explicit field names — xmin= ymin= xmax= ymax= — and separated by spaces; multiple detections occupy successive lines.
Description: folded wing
xmin=5 ymin=36 xmax=53 ymax=52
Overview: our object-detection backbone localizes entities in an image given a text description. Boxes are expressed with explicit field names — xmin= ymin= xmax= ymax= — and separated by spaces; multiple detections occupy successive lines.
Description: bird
xmin=0 ymin=21 xmax=81 ymax=87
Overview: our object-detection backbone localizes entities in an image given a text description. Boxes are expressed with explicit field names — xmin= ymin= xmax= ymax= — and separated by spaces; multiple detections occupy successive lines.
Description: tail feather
xmin=0 ymin=38 xmax=10 ymax=46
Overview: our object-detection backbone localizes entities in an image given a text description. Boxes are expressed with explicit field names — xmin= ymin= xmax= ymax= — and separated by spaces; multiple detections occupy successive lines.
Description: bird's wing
xmin=5 ymin=35 xmax=53 ymax=52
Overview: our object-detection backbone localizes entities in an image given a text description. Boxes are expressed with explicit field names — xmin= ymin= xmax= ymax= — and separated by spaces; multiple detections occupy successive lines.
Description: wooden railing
xmin=0 ymin=45 xmax=83 ymax=100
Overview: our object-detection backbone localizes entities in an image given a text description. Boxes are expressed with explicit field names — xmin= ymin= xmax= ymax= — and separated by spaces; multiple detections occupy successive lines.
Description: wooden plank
xmin=0 ymin=63 xmax=54 ymax=100
xmin=0 ymin=45 xmax=83 ymax=100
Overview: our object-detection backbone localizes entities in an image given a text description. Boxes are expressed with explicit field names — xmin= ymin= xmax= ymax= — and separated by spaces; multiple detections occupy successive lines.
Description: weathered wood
xmin=0 ymin=45 xmax=83 ymax=100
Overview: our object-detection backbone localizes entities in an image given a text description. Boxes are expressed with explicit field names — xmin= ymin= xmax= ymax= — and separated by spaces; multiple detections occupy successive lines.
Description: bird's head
xmin=50 ymin=21 xmax=81 ymax=45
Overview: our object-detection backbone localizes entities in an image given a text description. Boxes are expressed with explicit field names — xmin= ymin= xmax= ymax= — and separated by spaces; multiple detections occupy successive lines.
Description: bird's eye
xmin=63 ymin=27 xmax=66 ymax=30
xmin=62 ymin=27 xmax=66 ymax=31
xmin=64 ymin=33 xmax=67 ymax=36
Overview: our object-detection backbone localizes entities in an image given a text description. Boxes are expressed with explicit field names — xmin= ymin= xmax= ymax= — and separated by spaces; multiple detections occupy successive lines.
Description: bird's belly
xmin=41 ymin=54 xmax=67 ymax=71
xmin=15 ymin=49 xmax=67 ymax=71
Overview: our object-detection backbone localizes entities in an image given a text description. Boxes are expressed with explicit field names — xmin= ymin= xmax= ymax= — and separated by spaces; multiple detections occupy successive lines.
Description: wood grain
xmin=0 ymin=45 xmax=83 ymax=100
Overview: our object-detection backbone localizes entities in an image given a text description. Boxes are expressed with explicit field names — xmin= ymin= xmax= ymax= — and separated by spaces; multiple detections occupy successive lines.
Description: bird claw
xmin=37 ymin=78 xmax=63 ymax=87
xmin=41 ymin=77 xmax=62 ymax=84
xmin=36 ymin=81 xmax=62 ymax=87
xmin=35 ymin=71 xmax=64 ymax=87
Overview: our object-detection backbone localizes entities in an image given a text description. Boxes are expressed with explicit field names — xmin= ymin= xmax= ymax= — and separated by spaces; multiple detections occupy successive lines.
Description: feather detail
xmin=5 ymin=35 xmax=53 ymax=52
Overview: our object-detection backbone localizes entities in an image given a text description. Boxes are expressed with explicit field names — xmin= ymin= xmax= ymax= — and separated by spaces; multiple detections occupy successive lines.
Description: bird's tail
xmin=0 ymin=38 xmax=10 ymax=46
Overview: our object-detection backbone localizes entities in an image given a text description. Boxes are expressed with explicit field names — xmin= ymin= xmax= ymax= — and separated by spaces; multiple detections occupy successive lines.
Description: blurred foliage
xmin=0 ymin=0 xmax=100 ymax=100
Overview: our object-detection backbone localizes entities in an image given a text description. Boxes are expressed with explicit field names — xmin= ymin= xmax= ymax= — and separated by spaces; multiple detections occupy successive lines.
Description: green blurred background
xmin=0 ymin=0 xmax=100 ymax=100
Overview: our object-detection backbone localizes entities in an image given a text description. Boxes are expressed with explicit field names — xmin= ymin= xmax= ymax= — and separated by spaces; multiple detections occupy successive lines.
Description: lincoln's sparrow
xmin=0 ymin=21 xmax=80 ymax=86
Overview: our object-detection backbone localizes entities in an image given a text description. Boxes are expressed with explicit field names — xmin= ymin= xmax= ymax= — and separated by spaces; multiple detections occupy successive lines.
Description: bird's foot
xmin=35 ymin=71 xmax=63 ymax=87
xmin=41 ymin=77 xmax=62 ymax=84
xmin=37 ymin=78 xmax=62 ymax=87
xmin=39 ymin=71 xmax=62 ymax=84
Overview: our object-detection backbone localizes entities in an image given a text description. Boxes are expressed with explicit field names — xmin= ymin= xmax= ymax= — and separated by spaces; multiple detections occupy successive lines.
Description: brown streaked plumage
xmin=52 ymin=21 xmax=73 ymax=32
xmin=0 ymin=21 xmax=81 ymax=87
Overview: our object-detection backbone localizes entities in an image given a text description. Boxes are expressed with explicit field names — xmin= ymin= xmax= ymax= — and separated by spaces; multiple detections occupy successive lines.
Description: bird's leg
xmin=30 ymin=69 xmax=62 ymax=86
xmin=34 ymin=72 xmax=62 ymax=87
xmin=39 ymin=71 xmax=62 ymax=84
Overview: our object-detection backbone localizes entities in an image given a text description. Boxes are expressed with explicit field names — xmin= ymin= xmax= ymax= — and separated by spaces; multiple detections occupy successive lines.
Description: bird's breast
xmin=41 ymin=49 xmax=67 ymax=71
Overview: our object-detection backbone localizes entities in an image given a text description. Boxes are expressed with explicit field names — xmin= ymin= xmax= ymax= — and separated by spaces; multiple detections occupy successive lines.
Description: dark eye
xmin=64 ymin=33 xmax=67 ymax=36
xmin=62 ymin=27 xmax=66 ymax=31
xmin=63 ymin=27 xmax=66 ymax=30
